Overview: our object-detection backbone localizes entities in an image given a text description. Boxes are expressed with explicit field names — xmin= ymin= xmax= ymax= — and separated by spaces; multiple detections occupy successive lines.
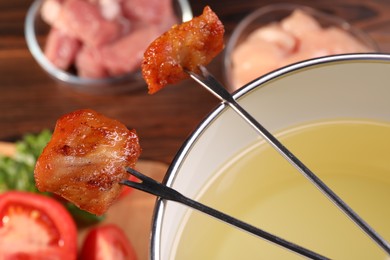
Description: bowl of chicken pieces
xmin=25 ymin=0 xmax=193 ymax=94
xmin=223 ymin=3 xmax=379 ymax=92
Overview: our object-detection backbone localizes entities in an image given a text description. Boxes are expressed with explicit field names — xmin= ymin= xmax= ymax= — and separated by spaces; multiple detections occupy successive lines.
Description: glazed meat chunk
xmin=142 ymin=6 xmax=225 ymax=94
xmin=34 ymin=109 xmax=141 ymax=215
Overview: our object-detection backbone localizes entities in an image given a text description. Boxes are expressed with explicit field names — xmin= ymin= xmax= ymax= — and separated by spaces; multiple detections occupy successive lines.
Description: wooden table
xmin=1 ymin=0 xmax=390 ymax=165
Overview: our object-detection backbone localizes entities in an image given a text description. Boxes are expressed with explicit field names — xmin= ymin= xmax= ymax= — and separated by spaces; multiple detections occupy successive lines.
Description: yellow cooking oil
xmin=172 ymin=119 xmax=390 ymax=260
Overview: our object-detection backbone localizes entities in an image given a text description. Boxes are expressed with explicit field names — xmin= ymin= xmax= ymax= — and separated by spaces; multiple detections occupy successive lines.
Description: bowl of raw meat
xmin=25 ymin=0 xmax=193 ymax=94
xmin=223 ymin=3 xmax=378 ymax=92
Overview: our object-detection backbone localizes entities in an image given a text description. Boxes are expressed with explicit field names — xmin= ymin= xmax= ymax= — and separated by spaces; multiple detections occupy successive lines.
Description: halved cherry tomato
xmin=0 ymin=191 xmax=77 ymax=259
xmin=80 ymin=224 xmax=137 ymax=260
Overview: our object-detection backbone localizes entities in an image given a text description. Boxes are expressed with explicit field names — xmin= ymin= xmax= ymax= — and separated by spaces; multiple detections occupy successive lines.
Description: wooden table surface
xmin=1 ymin=0 xmax=390 ymax=166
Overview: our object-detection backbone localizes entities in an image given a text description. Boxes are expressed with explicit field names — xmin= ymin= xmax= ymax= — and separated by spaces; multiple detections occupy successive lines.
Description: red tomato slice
xmin=0 ymin=191 xmax=77 ymax=259
xmin=80 ymin=224 xmax=137 ymax=260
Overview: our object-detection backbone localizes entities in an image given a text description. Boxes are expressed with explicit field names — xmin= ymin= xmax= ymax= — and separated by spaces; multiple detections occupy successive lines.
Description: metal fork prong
xmin=124 ymin=167 xmax=183 ymax=200
xmin=125 ymin=166 xmax=155 ymax=182
xmin=120 ymin=175 xmax=164 ymax=198
xmin=120 ymin=179 xmax=145 ymax=191
xmin=187 ymin=66 xmax=235 ymax=104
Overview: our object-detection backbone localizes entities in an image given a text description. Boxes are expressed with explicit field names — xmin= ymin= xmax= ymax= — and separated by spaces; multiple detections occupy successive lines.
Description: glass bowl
xmin=152 ymin=53 xmax=390 ymax=259
xmin=25 ymin=0 xmax=193 ymax=94
xmin=223 ymin=3 xmax=379 ymax=92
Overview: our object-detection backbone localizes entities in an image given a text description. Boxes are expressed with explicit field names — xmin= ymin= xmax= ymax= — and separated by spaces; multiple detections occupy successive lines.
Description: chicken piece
xmin=230 ymin=8 xmax=374 ymax=91
xmin=248 ymin=23 xmax=297 ymax=54
xmin=232 ymin=39 xmax=285 ymax=87
xmin=142 ymin=6 xmax=225 ymax=94
xmin=34 ymin=109 xmax=141 ymax=215
xmin=308 ymin=27 xmax=372 ymax=54
xmin=280 ymin=27 xmax=373 ymax=68
xmin=98 ymin=0 xmax=122 ymax=21
xmin=230 ymin=23 xmax=297 ymax=88
xmin=280 ymin=9 xmax=321 ymax=38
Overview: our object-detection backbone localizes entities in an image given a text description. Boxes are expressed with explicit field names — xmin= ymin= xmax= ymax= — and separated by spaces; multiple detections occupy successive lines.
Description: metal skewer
xmin=121 ymin=167 xmax=329 ymax=260
xmin=187 ymin=65 xmax=390 ymax=255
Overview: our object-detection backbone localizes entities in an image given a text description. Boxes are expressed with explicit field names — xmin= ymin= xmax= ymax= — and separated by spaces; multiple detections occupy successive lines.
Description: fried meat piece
xmin=34 ymin=109 xmax=141 ymax=215
xmin=142 ymin=6 xmax=225 ymax=94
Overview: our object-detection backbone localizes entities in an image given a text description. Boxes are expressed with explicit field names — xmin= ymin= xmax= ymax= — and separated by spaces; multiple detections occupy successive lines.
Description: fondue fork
xmin=186 ymin=65 xmax=390 ymax=255
xmin=121 ymin=167 xmax=329 ymax=260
